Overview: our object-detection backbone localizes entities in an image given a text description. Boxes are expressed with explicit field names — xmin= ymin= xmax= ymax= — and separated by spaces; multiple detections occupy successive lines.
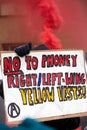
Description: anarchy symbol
xmin=8 ymin=103 xmax=20 ymax=118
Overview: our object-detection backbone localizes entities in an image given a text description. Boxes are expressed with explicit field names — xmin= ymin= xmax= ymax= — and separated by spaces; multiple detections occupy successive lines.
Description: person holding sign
xmin=0 ymin=43 xmax=80 ymax=130
xmin=14 ymin=42 xmax=80 ymax=130
xmin=0 ymin=0 xmax=81 ymax=128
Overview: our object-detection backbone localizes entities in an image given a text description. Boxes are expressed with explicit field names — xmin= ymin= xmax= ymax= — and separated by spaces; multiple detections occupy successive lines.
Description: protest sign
xmin=1 ymin=50 xmax=87 ymax=125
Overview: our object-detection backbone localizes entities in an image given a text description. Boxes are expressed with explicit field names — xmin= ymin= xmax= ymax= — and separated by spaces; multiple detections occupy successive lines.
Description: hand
xmin=14 ymin=43 xmax=32 ymax=57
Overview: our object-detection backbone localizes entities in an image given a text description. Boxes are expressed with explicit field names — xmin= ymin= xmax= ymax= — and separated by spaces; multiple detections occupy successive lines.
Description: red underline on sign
xmin=4 ymin=71 xmax=23 ymax=75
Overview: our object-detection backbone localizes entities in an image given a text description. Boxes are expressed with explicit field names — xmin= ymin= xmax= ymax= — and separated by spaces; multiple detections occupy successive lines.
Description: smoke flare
xmin=41 ymin=26 xmax=62 ymax=49
xmin=36 ymin=0 xmax=63 ymax=49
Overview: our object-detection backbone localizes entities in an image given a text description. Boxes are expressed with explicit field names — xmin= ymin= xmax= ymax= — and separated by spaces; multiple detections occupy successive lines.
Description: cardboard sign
xmin=1 ymin=50 xmax=87 ymax=125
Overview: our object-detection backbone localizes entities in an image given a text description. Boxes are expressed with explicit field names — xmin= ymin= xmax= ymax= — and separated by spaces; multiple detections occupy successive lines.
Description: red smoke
xmin=38 ymin=0 xmax=62 ymax=29
xmin=30 ymin=0 xmax=62 ymax=49
xmin=41 ymin=27 xmax=61 ymax=49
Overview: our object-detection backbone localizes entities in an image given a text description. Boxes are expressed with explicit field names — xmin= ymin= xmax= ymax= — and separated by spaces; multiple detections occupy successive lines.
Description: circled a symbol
xmin=8 ymin=103 xmax=20 ymax=118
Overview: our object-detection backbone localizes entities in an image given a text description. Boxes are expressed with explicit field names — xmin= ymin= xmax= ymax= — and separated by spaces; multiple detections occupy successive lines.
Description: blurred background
xmin=0 ymin=0 xmax=87 ymax=51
